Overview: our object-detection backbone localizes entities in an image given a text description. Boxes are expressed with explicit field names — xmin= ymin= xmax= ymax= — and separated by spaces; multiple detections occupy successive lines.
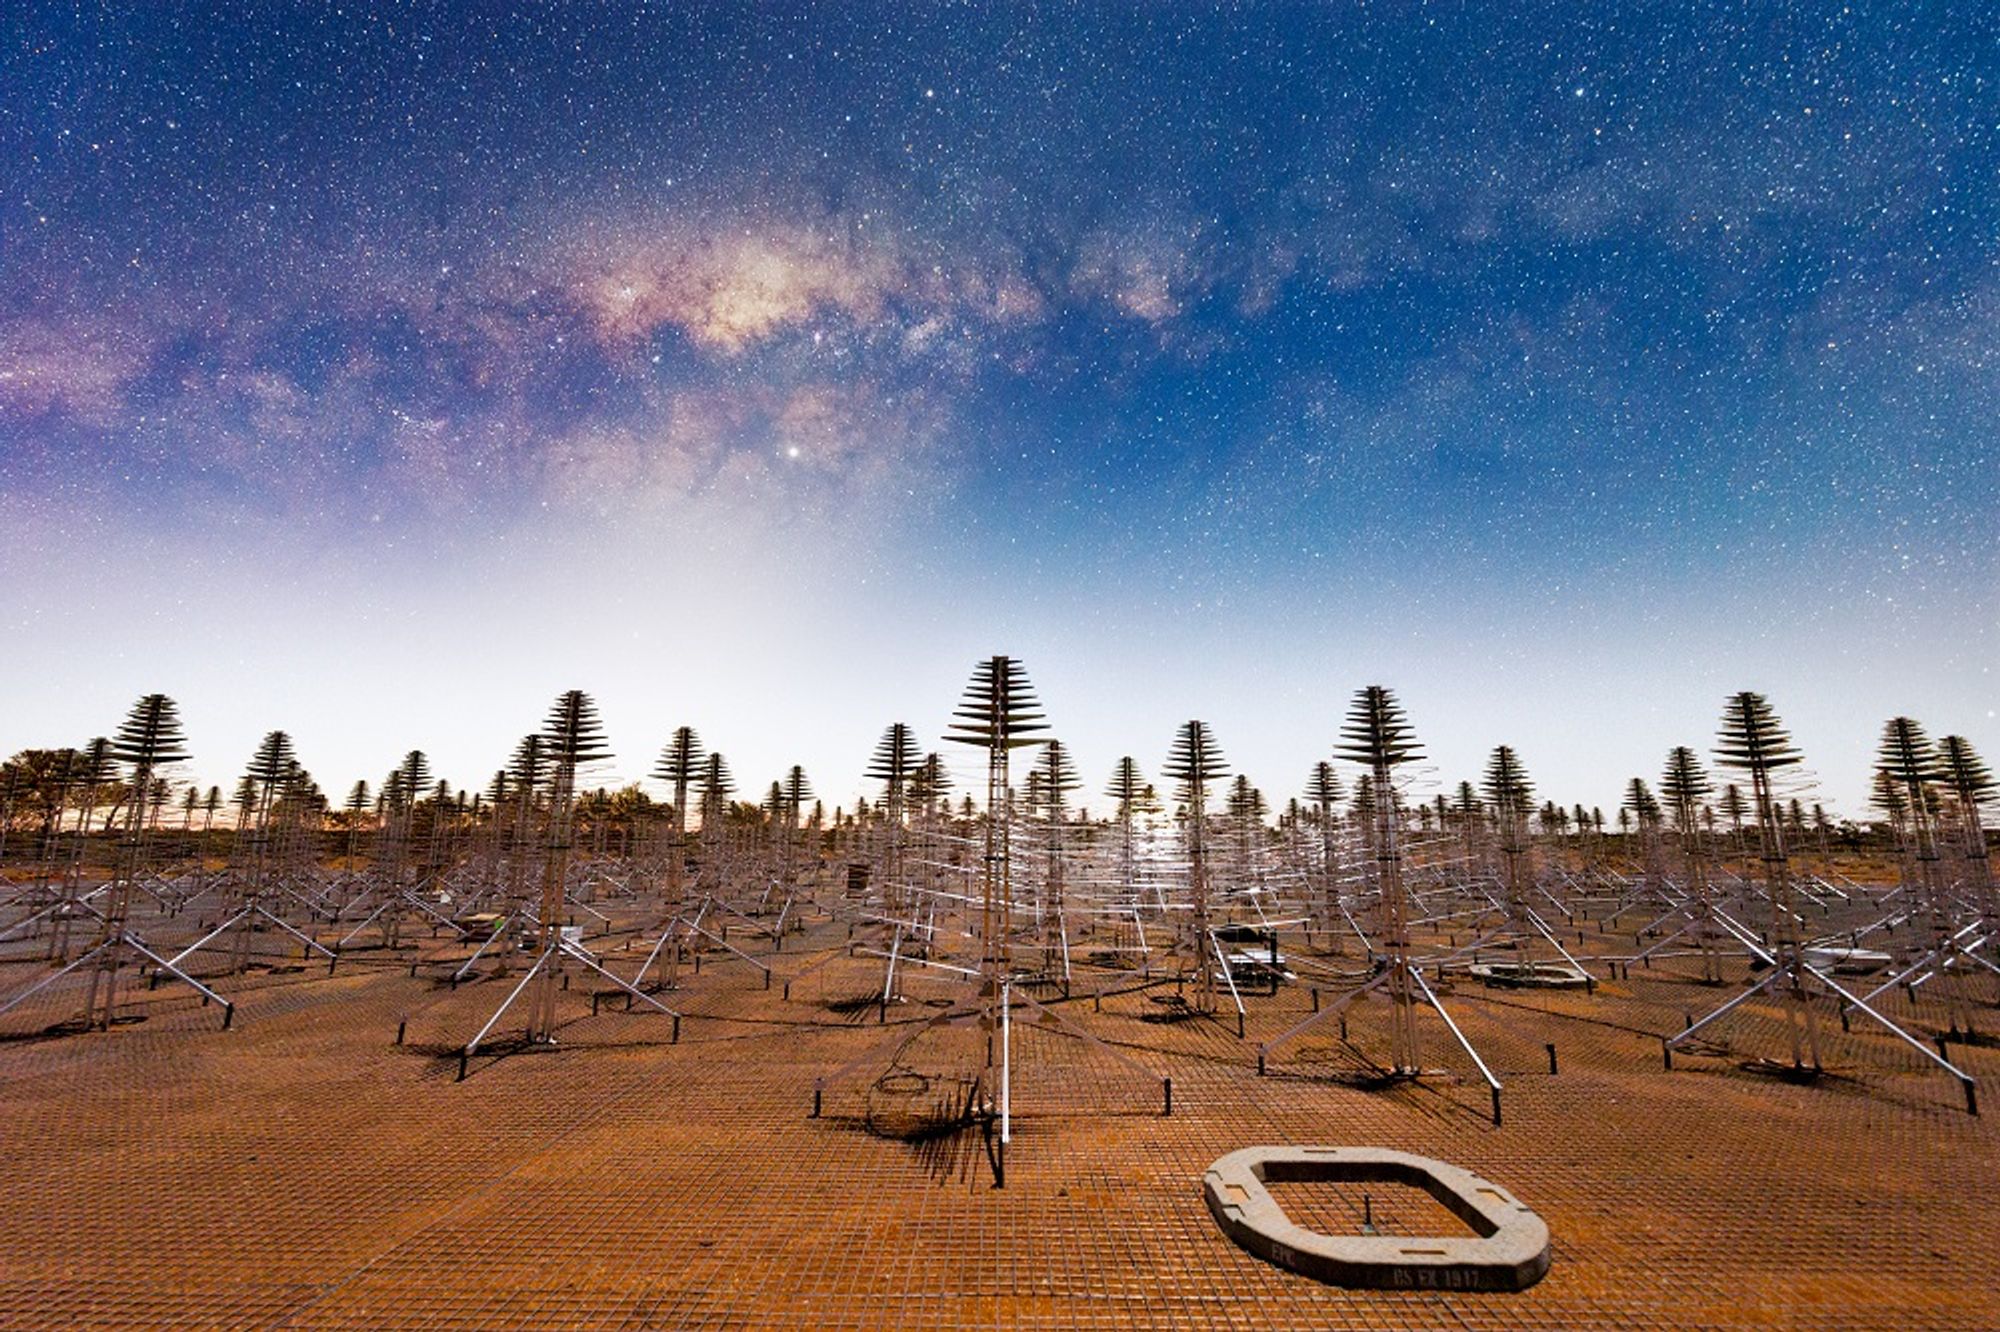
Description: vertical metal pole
xmin=1000 ymin=978 xmax=1012 ymax=1146
xmin=1190 ymin=780 xmax=1212 ymax=1015
xmin=1376 ymin=754 xmax=1418 ymax=1075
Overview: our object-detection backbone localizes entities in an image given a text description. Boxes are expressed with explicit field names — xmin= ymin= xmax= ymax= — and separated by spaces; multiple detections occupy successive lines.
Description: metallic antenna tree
xmin=1652 ymin=745 xmax=1725 ymax=983
xmin=1304 ymin=760 xmax=1345 ymax=940
xmin=1163 ymin=721 xmax=1229 ymax=1015
xmin=1484 ymin=745 xmax=1535 ymax=927
xmin=1861 ymin=717 xmax=1981 ymax=1039
xmin=1224 ymin=775 xmax=1268 ymax=900
xmin=1340 ymin=687 xmax=1422 ymax=1071
xmin=527 ymin=690 xmax=610 ymax=1041
xmin=1936 ymin=735 xmax=1994 ymax=927
xmin=908 ymin=751 xmax=953 ymax=942
xmin=171 ymin=729 xmax=331 ymax=976
xmin=697 ymin=751 xmax=735 ymax=895
xmin=817 ymin=657 xmax=1166 ymax=1188
xmin=1 ymin=695 xmax=232 ymax=1033
xmin=45 ymin=736 xmax=114 ymax=963
xmin=459 ymin=690 xmax=678 ymax=1075
xmin=336 ymin=748 xmax=434 ymax=952
xmin=1106 ymin=756 xmax=1147 ymax=907
xmin=943 ymin=656 xmax=1049 ymax=998
xmin=1263 ymin=686 xmax=1503 ymax=1125
xmin=1433 ymin=744 xmax=1592 ymax=984
xmin=1719 ymin=691 xmax=1817 ymax=1068
xmin=866 ymin=723 xmax=920 ymax=920
xmin=651 ymin=726 xmax=704 ymax=906
xmin=777 ymin=764 xmax=815 ymax=914
xmin=1031 ymin=738 xmax=1082 ymax=982
xmin=1666 ymin=692 xmax=1976 ymax=1113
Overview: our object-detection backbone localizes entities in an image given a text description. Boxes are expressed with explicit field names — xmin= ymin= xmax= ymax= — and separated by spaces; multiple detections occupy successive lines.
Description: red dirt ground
xmin=1 ymin=902 xmax=1995 ymax=1329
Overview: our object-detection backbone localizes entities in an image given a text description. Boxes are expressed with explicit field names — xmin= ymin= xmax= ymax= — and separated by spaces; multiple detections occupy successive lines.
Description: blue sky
xmin=2 ymin=3 xmax=1993 ymax=814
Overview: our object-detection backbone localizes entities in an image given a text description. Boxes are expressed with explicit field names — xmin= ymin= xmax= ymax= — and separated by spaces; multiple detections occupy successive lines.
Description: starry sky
xmin=1 ymin=2 xmax=1993 ymax=815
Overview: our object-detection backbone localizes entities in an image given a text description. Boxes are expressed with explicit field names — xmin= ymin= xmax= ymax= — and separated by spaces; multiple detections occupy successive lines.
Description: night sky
xmin=2 ymin=3 xmax=1993 ymax=813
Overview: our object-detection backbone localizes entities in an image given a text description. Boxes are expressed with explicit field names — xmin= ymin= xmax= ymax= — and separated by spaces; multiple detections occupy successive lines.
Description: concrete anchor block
xmin=1202 ymin=1146 xmax=1552 ymax=1292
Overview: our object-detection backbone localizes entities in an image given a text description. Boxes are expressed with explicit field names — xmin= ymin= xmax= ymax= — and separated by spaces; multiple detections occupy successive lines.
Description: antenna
xmin=943 ymin=655 xmax=1050 ymax=994
xmin=1162 ymin=720 xmax=1229 ymax=1017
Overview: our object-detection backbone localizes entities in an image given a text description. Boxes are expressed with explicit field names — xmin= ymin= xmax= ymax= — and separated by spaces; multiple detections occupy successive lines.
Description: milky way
xmin=1 ymin=3 xmax=1993 ymax=812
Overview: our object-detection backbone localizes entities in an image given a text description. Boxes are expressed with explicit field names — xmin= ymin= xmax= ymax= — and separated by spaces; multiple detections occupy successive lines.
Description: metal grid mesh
xmin=1 ymin=892 xmax=1995 ymax=1330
